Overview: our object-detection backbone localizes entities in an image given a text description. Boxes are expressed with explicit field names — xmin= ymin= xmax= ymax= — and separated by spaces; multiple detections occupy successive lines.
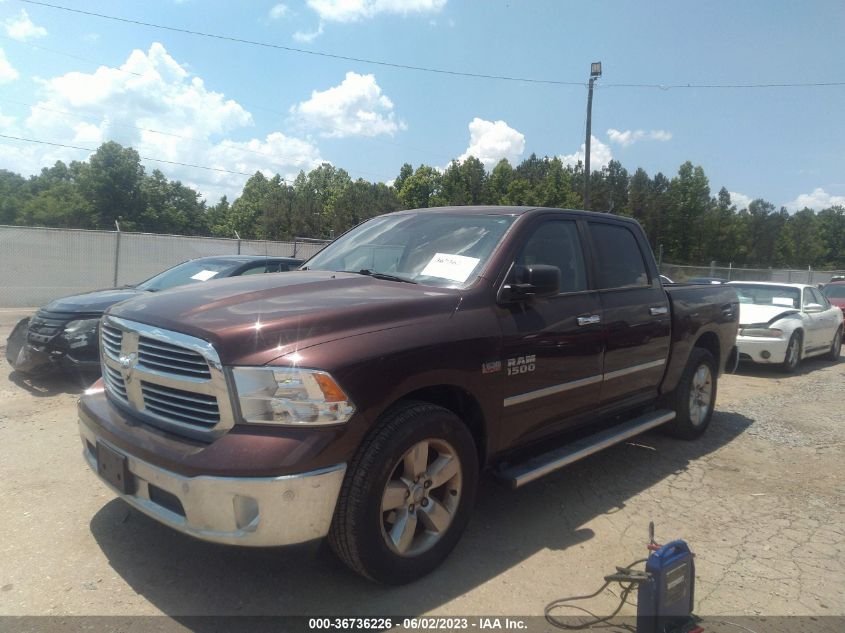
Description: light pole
xmin=583 ymin=61 xmax=602 ymax=210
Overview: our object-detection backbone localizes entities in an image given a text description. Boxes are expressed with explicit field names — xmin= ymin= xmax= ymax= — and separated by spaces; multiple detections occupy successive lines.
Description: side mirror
xmin=499 ymin=264 xmax=560 ymax=303
xmin=804 ymin=302 xmax=824 ymax=313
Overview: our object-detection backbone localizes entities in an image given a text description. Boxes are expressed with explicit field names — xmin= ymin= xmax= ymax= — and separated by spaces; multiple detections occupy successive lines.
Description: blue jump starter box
xmin=636 ymin=540 xmax=696 ymax=633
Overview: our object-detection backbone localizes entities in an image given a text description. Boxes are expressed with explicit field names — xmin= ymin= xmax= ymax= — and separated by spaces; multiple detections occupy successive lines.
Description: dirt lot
xmin=0 ymin=307 xmax=842 ymax=618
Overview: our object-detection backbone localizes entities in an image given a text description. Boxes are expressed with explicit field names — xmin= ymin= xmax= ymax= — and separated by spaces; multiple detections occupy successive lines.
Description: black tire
xmin=780 ymin=331 xmax=802 ymax=373
xmin=824 ymin=326 xmax=842 ymax=361
xmin=663 ymin=348 xmax=717 ymax=440
xmin=328 ymin=401 xmax=479 ymax=584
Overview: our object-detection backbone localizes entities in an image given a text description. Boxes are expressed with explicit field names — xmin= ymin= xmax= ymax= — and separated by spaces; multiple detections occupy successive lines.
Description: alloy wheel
xmin=380 ymin=439 xmax=462 ymax=557
xmin=688 ymin=364 xmax=713 ymax=426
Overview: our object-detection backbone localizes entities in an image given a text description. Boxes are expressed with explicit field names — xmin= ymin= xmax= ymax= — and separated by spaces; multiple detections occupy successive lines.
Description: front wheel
xmin=328 ymin=401 xmax=479 ymax=584
xmin=663 ymin=348 xmax=717 ymax=440
xmin=824 ymin=326 xmax=842 ymax=361
xmin=780 ymin=332 xmax=802 ymax=373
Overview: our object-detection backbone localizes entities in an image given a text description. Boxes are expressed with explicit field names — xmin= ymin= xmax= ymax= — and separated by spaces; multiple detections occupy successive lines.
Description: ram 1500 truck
xmin=78 ymin=206 xmax=738 ymax=584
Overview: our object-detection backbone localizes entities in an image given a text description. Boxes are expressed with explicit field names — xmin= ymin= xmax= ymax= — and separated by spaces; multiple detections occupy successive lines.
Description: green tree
xmin=399 ymin=165 xmax=442 ymax=209
xmin=77 ymin=142 xmax=146 ymax=230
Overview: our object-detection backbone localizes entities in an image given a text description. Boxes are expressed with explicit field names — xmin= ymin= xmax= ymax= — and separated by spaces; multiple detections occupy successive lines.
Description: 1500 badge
xmin=507 ymin=355 xmax=536 ymax=375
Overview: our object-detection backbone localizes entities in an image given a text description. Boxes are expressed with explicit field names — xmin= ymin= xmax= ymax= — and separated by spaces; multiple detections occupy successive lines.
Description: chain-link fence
xmin=661 ymin=262 xmax=845 ymax=285
xmin=0 ymin=225 xmax=329 ymax=307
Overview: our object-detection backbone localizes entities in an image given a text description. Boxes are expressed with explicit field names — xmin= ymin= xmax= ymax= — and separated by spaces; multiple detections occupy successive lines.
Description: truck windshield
xmin=305 ymin=213 xmax=516 ymax=288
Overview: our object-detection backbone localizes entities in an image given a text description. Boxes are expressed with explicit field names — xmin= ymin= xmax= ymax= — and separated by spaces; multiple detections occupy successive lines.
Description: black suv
xmin=7 ymin=255 xmax=303 ymax=376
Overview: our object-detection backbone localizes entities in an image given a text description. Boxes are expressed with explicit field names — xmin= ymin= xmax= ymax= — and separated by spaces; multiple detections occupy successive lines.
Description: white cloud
xmin=4 ymin=9 xmax=48 ymax=41
xmin=456 ymin=117 xmax=525 ymax=170
xmin=291 ymin=71 xmax=404 ymax=137
xmin=0 ymin=107 xmax=16 ymax=130
xmin=560 ymin=135 xmax=613 ymax=170
xmin=729 ymin=191 xmax=752 ymax=210
xmin=1 ymin=42 xmax=325 ymax=201
xmin=0 ymin=48 xmax=18 ymax=83
xmin=607 ymin=128 xmax=672 ymax=147
xmin=306 ymin=0 xmax=447 ymax=23
xmin=293 ymin=22 xmax=324 ymax=42
xmin=268 ymin=4 xmax=289 ymax=19
xmin=784 ymin=188 xmax=845 ymax=212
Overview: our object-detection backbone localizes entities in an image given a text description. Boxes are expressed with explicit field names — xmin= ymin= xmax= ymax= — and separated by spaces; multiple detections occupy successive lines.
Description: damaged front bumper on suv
xmin=78 ymin=392 xmax=346 ymax=546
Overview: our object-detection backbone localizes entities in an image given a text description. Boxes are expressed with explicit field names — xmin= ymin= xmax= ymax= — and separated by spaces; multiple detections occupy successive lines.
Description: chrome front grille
xmin=138 ymin=338 xmax=211 ymax=379
xmin=101 ymin=324 xmax=123 ymax=359
xmin=103 ymin=364 xmax=128 ymax=402
xmin=99 ymin=316 xmax=234 ymax=440
xmin=141 ymin=382 xmax=220 ymax=428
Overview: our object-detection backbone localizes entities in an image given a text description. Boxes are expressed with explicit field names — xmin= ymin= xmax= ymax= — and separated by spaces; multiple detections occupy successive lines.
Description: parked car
xmin=729 ymin=281 xmax=843 ymax=372
xmin=6 ymin=255 xmax=303 ymax=376
xmin=686 ymin=277 xmax=729 ymax=284
xmin=822 ymin=281 xmax=845 ymax=319
xmin=78 ymin=206 xmax=738 ymax=584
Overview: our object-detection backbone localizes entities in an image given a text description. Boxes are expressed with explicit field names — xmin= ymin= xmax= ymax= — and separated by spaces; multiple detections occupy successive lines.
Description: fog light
xmin=761 ymin=351 xmax=771 ymax=359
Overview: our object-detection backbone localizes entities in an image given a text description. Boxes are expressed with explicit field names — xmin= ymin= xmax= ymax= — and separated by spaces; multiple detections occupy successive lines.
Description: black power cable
xmin=545 ymin=558 xmax=648 ymax=631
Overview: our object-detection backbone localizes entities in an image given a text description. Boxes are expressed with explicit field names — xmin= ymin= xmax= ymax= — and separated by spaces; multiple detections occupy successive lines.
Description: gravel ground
xmin=0 ymin=307 xmax=842 ymax=619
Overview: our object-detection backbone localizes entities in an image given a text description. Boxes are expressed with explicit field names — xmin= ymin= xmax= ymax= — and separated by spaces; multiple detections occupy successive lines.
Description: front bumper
xmin=736 ymin=335 xmax=789 ymax=364
xmin=79 ymin=421 xmax=346 ymax=547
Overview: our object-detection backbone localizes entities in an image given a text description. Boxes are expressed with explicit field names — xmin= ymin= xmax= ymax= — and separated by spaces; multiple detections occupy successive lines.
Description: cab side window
xmin=589 ymin=223 xmax=649 ymax=289
xmin=515 ymin=220 xmax=587 ymax=293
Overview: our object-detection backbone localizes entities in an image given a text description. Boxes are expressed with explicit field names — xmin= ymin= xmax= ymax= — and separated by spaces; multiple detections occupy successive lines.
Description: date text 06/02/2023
xmin=307 ymin=617 xmax=528 ymax=630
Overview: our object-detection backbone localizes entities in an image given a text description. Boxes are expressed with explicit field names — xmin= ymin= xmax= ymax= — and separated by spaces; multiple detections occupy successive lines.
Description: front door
xmin=496 ymin=219 xmax=604 ymax=449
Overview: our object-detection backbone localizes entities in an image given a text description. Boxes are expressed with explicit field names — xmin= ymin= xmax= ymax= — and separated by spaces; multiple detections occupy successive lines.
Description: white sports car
xmin=729 ymin=281 xmax=843 ymax=372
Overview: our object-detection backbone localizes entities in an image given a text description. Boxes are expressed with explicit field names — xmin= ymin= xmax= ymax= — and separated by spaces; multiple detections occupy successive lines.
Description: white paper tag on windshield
xmin=420 ymin=253 xmax=480 ymax=283
xmin=772 ymin=297 xmax=794 ymax=307
xmin=191 ymin=270 xmax=219 ymax=281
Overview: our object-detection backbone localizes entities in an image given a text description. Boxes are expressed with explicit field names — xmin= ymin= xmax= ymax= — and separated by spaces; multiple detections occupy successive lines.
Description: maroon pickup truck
xmin=78 ymin=206 xmax=738 ymax=584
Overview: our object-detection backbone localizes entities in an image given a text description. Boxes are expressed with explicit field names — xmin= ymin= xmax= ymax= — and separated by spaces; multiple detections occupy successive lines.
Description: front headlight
xmin=63 ymin=318 xmax=100 ymax=338
xmin=739 ymin=327 xmax=783 ymax=338
xmin=232 ymin=366 xmax=356 ymax=426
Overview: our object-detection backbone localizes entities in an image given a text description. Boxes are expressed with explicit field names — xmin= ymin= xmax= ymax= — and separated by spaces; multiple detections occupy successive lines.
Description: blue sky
xmin=0 ymin=0 xmax=843 ymax=211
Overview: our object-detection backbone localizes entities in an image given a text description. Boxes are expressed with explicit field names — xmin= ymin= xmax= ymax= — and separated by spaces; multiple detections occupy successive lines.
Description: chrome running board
xmin=498 ymin=409 xmax=676 ymax=489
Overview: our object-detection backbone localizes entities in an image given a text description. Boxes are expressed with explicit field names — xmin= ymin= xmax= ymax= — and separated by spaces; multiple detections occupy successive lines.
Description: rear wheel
xmin=663 ymin=348 xmax=717 ymax=440
xmin=825 ymin=326 xmax=842 ymax=361
xmin=780 ymin=332 xmax=802 ymax=373
xmin=328 ymin=401 xmax=478 ymax=584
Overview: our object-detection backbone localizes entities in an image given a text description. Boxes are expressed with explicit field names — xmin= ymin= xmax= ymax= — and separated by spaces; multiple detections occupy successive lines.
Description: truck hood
xmin=107 ymin=271 xmax=462 ymax=365
xmin=738 ymin=303 xmax=800 ymax=327
xmin=44 ymin=287 xmax=146 ymax=314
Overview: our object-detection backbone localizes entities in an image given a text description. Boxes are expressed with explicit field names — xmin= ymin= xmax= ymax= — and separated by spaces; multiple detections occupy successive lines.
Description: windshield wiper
xmin=344 ymin=269 xmax=417 ymax=284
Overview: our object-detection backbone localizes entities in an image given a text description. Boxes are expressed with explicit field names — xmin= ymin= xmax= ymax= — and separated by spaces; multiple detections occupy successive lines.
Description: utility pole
xmin=583 ymin=61 xmax=602 ymax=210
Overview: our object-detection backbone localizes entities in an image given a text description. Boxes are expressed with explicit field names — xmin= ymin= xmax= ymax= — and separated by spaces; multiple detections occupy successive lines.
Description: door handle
xmin=577 ymin=315 xmax=601 ymax=326
xmin=649 ymin=306 xmax=669 ymax=316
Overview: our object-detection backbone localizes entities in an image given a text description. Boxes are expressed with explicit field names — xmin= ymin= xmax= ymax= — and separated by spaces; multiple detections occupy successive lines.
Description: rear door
xmin=586 ymin=221 xmax=671 ymax=407
xmin=496 ymin=217 xmax=604 ymax=448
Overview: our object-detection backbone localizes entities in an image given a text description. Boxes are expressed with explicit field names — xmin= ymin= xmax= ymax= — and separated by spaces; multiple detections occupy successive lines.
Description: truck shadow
xmin=89 ymin=411 xmax=752 ymax=619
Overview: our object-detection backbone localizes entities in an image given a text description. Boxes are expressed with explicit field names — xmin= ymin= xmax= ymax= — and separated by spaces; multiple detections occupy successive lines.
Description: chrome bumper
xmin=79 ymin=422 xmax=346 ymax=547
